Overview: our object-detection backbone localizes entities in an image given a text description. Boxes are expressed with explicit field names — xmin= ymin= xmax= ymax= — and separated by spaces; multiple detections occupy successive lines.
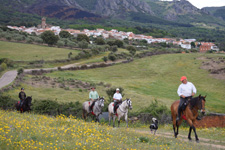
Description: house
xmin=199 ymin=42 xmax=215 ymax=52
xmin=180 ymin=43 xmax=191 ymax=49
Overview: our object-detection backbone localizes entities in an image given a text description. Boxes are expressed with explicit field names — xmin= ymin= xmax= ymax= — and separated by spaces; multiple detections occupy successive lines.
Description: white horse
xmin=82 ymin=97 xmax=105 ymax=122
xmin=108 ymin=98 xmax=132 ymax=128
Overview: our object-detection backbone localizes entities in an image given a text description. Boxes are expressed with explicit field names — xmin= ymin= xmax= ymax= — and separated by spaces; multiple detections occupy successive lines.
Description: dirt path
xmin=0 ymin=70 xmax=17 ymax=89
xmin=0 ymin=60 xmax=126 ymax=89
xmin=133 ymin=129 xmax=225 ymax=149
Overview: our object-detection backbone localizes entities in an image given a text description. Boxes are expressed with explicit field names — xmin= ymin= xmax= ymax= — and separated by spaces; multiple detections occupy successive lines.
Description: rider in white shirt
xmin=113 ymin=88 xmax=122 ymax=114
xmin=176 ymin=76 xmax=197 ymax=121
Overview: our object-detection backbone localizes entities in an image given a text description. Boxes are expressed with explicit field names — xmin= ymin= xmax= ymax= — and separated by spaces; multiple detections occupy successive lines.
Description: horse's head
xmin=25 ymin=96 xmax=32 ymax=107
xmin=126 ymin=98 xmax=132 ymax=110
xmin=198 ymin=95 xmax=206 ymax=115
xmin=98 ymin=97 xmax=105 ymax=108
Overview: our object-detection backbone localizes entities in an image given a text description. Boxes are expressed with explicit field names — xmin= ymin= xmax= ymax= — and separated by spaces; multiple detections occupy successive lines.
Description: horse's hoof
xmin=188 ymin=138 xmax=192 ymax=141
xmin=196 ymin=140 xmax=200 ymax=143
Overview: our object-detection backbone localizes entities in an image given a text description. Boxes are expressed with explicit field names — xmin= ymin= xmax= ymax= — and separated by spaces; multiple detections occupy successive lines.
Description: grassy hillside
xmin=0 ymin=41 xmax=79 ymax=61
xmin=0 ymin=110 xmax=223 ymax=150
xmin=4 ymin=53 xmax=225 ymax=113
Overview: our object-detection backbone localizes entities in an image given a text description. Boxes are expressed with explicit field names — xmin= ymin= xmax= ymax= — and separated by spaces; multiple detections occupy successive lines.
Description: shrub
xmin=5 ymin=35 xmax=12 ymax=41
xmin=102 ymin=56 xmax=108 ymax=62
xmin=108 ymin=53 xmax=117 ymax=61
xmin=17 ymin=68 xmax=24 ymax=75
xmin=78 ymin=40 xmax=89 ymax=49
xmin=0 ymin=95 xmax=17 ymax=110
xmin=41 ymin=31 xmax=59 ymax=46
xmin=67 ymin=40 xmax=76 ymax=48
xmin=77 ymin=34 xmax=89 ymax=42
xmin=109 ymin=46 xmax=118 ymax=52
xmin=56 ymin=40 xmax=65 ymax=47
xmin=0 ymin=63 xmax=7 ymax=71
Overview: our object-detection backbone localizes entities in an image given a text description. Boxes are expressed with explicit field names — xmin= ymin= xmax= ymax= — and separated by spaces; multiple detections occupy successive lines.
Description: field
xmin=0 ymin=41 xmax=80 ymax=61
xmin=0 ymin=110 xmax=224 ymax=150
xmin=3 ymin=53 xmax=225 ymax=113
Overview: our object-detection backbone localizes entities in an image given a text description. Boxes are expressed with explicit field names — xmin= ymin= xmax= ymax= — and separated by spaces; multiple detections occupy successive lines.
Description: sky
xmin=188 ymin=0 xmax=225 ymax=9
xmin=161 ymin=0 xmax=225 ymax=9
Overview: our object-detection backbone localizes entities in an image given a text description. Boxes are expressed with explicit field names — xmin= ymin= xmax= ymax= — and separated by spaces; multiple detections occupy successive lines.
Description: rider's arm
xmin=192 ymin=83 xmax=197 ymax=96
xmin=89 ymin=92 xmax=93 ymax=101
xmin=19 ymin=92 xmax=21 ymax=99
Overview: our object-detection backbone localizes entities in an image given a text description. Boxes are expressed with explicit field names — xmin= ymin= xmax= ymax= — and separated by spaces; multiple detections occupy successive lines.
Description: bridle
xmin=118 ymin=99 xmax=132 ymax=114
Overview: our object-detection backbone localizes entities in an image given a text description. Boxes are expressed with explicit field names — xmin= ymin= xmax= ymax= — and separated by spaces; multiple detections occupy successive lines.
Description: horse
xmin=171 ymin=95 xmax=206 ymax=142
xmin=108 ymin=98 xmax=132 ymax=128
xmin=15 ymin=96 xmax=32 ymax=113
xmin=82 ymin=97 xmax=105 ymax=122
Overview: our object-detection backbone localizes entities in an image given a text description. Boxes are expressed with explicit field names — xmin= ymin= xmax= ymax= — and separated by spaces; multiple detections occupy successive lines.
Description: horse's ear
xmin=199 ymin=94 xmax=201 ymax=98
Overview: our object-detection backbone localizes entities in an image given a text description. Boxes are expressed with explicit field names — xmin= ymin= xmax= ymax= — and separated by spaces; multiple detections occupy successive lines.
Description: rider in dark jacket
xmin=19 ymin=88 xmax=26 ymax=107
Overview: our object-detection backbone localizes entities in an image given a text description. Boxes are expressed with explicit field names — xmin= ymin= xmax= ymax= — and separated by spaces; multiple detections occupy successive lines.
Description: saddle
xmin=181 ymin=99 xmax=189 ymax=111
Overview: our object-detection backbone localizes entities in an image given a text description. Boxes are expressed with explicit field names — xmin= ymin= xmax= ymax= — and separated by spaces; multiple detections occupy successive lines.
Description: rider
xmin=113 ymin=88 xmax=122 ymax=114
xmin=19 ymin=88 xmax=26 ymax=107
xmin=177 ymin=76 xmax=197 ymax=121
xmin=89 ymin=87 xmax=99 ymax=112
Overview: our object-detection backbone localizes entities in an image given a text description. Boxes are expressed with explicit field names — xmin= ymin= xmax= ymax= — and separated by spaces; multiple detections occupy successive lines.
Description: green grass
xmin=3 ymin=53 xmax=225 ymax=113
xmin=0 ymin=41 xmax=80 ymax=61
xmin=0 ymin=110 xmax=222 ymax=150
xmin=44 ymin=53 xmax=225 ymax=113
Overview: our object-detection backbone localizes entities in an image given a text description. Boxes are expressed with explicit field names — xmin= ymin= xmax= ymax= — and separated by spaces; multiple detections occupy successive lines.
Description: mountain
xmin=202 ymin=6 xmax=225 ymax=21
xmin=1 ymin=0 xmax=225 ymax=42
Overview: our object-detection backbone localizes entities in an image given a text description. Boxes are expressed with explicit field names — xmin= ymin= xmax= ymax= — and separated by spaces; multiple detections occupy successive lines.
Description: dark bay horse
xmin=171 ymin=95 xmax=206 ymax=142
xmin=15 ymin=96 xmax=32 ymax=113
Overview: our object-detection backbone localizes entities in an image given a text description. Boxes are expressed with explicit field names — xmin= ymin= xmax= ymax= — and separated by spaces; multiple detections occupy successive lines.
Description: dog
xmin=149 ymin=118 xmax=158 ymax=135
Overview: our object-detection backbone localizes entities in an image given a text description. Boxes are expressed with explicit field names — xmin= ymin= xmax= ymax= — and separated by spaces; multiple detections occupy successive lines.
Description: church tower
xmin=41 ymin=17 xmax=46 ymax=29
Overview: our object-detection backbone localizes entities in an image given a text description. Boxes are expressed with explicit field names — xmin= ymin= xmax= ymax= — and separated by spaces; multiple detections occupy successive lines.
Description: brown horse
xmin=171 ymin=95 xmax=206 ymax=142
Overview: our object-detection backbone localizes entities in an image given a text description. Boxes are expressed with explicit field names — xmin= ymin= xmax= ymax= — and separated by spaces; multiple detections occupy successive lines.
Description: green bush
xmin=57 ymin=40 xmax=65 ymax=48
xmin=102 ymin=56 xmax=108 ymax=62
xmin=17 ymin=68 xmax=24 ymax=75
xmin=0 ymin=95 xmax=17 ymax=110
xmin=108 ymin=53 xmax=117 ymax=61
xmin=0 ymin=63 xmax=7 ymax=71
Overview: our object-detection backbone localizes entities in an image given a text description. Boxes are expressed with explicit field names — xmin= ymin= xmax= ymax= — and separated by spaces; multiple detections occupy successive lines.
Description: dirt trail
xmin=0 ymin=70 xmax=17 ymax=88
xmin=133 ymin=129 xmax=225 ymax=149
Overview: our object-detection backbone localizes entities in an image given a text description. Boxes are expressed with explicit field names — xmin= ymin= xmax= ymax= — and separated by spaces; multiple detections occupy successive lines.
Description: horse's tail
xmin=82 ymin=108 xmax=86 ymax=120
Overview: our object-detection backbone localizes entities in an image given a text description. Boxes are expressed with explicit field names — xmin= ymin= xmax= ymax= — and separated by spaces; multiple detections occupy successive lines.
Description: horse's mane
xmin=189 ymin=96 xmax=205 ymax=110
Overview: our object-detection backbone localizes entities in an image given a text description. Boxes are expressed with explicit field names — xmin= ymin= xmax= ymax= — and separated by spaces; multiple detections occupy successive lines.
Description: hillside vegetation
xmin=0 ymin=110 xmax=223 ymax=150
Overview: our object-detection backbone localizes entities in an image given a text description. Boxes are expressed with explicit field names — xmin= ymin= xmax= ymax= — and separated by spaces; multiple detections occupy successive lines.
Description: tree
xmin=77 ymin=34 xmax=89 ymax=42
xmin=127 ymin=46 xmax=136 ymax=56
xmin=109 ymin=46 xmax=118 ymax=52
xmin=95 ymin=37 xmax=105 ymax=45
xmin=59 ymin=31 xmax=71 ymax=38
xmin=78 ymin=40 xmax=88 ymax=50
xmin=41 ymin=31 xmax=59 ymax=46
xmin=114 ymin=40 xmax=123 ymax=48
xmin=191 ymin=42 xmax=196 ymax=48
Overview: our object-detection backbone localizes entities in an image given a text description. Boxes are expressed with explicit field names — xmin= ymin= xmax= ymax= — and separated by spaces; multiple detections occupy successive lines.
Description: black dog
xmin=149 ymin=118 xmax=158 ymax=135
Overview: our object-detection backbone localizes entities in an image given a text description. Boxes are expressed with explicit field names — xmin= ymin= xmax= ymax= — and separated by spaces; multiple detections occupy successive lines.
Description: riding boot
xmin=196 ymin=116 xmax=201 ymax=120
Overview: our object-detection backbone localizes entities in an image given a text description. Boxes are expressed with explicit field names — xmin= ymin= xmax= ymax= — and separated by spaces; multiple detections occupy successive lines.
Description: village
xmin=7 ymin=17 xmax=220 ymax=52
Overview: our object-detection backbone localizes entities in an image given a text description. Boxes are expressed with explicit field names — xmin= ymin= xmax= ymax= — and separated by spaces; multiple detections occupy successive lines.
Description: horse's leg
xmin=118 ymin=116 xmax=121 ymax=128
xmin=113 ymin=115 xmax=116 ymax=128
xmin=125 ymin=113 xmax=128 ymax=128
xmin=108 ymin=114 xmax=111 ymax=126
xmin=188 ymin=126 xmax=192 ymax=141
xmin=192 ymin=125 xmax=199 ymax=142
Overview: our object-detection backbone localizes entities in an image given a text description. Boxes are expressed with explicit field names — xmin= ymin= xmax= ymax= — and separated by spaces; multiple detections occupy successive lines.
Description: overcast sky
xmin=161 ymin=0 xmax=225 ymax=9
xmin=188 ymin=0 xmax=225 ymax=8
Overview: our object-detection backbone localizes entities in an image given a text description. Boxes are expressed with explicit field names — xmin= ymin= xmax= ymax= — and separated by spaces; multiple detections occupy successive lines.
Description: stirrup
xmin=176 ymin=117 xmax=180 ymax=121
